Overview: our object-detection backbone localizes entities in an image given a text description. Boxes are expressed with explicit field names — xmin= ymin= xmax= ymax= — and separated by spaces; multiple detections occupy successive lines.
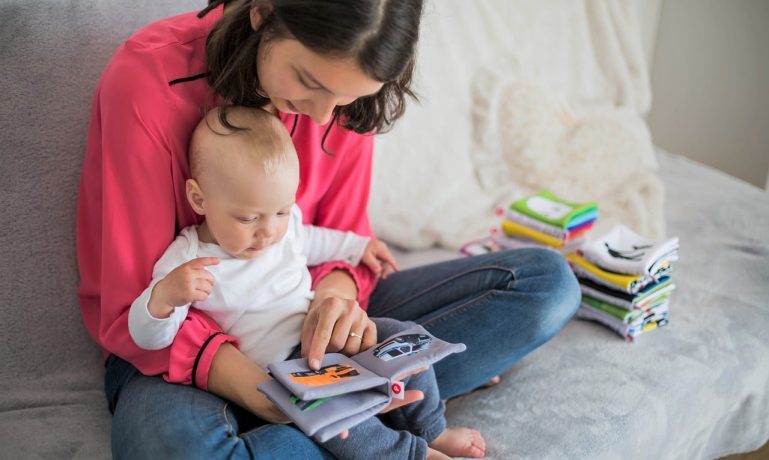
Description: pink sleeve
xmin=308 ymin=132 xmax=379 ymax=309
xmin=77 ymin=49 xmax=236 ymax=390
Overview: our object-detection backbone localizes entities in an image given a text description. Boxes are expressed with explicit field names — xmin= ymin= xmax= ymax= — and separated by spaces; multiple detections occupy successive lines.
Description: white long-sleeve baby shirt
xmin=128 ymin=205 xmax=370 ymax=368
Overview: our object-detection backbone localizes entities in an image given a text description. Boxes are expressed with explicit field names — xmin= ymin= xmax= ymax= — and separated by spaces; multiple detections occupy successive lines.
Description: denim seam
xmin=375 ymin=264 xmax=515 ymax=317
xmin=422 ymin=290 xmax=499 ymax=327
xmin=507 ymin=265 xmax=519 ymax=290
xmin=220 ymin=402 xmax=236 ymax=439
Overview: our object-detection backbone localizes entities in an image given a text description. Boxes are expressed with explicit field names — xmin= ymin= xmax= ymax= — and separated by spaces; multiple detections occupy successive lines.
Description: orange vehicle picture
xmin=289 ymin=364 xmax=360 ymax=386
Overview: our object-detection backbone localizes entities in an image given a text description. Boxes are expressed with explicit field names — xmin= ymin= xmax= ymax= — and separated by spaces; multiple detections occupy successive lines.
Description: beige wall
xmin=647 ymin=0 xmax=769 ymax=190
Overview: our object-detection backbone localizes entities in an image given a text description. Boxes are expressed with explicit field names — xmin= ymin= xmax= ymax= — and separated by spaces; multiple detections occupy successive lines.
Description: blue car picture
xmin=373 ymin=334 xmax=432 ymax=361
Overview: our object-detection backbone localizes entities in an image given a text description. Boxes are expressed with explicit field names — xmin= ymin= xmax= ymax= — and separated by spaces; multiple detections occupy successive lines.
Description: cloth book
xmin=579 ymin=276 xmax=676 ymax=310
xmin=510 ymin=191 xmax=598 ymax=229
xmin=580 ymin=224 xmax=679 ymax=276
xmin=501 ymin=208 xmax=595 ymax=240
xmin=581 ymin=295 xmax=669 ymax=323
xmin=501 ymin=219 xmax=564 ymax=248
xmin=460 ymin=235 xmax=506 ymax=256
xmin=458 ymin=233 xmax=586 ymax=257
xmin=566 ymin=253 xmax=659 ymax=294
xmin=576 ymin=301 xmax=670 ymax=342
xmin=257 ymin=325 xmax=465 ymax=442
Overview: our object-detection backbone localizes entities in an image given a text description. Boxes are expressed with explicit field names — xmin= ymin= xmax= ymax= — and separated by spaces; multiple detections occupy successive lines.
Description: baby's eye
xmin=277 ymin=210 xmax=290 ymax=217
xmin=238 ymin=216 xmax=259 ymax=223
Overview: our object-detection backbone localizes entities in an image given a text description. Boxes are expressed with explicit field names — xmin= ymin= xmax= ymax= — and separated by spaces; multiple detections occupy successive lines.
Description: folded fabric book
xmin=257 ymin=325 xmax=466 ymax=442
xmin=509 ymin=190 xmax=598 ymax=229
xmin=580 ymin=224 xmax=679 ymax=276
xmin=576 ymin=299 xmax=669 ymax=342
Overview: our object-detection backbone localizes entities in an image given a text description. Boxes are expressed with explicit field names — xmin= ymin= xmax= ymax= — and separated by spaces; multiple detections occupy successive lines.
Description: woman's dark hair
xmin=199 ymin=0 xmax=422 ymax=145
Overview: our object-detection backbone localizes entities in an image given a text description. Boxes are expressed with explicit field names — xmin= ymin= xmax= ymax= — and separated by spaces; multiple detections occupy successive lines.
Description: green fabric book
xmin=582 ymin=295 xmax=670 ymax=323
xmin=510 ymin=191 xmax=598 ymax=229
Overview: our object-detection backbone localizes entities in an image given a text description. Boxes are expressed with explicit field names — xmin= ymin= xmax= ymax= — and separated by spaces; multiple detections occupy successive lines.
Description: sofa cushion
xmin=0 ymin=2 xmax=200 ymax=457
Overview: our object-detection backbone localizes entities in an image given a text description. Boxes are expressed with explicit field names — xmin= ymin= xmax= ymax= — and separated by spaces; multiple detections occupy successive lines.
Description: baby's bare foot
xmin=426 ymin=447 xmax=451 ymax=460
xmin=481 ymin=375 xmax=501 ymax=388
xmin=429 ymin=427 xmax=486 ymax=458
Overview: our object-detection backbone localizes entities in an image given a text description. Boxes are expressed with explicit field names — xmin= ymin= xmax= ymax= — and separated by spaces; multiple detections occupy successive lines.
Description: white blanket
xmin=371 ymin=0 xmax=662 ymax=249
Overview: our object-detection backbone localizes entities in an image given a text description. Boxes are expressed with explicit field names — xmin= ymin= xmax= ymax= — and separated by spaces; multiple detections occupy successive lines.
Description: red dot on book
xmin=392 ymin=384 xmax=401 ymax=394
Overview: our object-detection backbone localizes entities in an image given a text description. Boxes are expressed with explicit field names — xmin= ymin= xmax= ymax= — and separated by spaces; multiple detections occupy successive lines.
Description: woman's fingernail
xmin=310 ymin=359 xmax=320 ymax=369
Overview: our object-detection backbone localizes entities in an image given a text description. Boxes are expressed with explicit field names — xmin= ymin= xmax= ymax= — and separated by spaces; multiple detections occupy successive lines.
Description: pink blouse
xmin=76 ymin=5 xmax=378 ymax=390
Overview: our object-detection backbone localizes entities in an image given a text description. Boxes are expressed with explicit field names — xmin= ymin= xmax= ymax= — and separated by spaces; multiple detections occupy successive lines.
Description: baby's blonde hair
xmin=189 ymin=106 xmax=296 ymax=183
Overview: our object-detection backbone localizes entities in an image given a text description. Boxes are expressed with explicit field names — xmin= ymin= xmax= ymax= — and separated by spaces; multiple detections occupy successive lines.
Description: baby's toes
xmin=471 ymin=431 xmax=486 ymax=456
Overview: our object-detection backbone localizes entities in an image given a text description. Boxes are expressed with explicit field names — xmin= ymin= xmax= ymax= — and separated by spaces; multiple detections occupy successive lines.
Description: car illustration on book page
xmin=373 ymin=334 xmax=432 ymax=361
xmin=289 ymin=364 xmax=360 ymax=386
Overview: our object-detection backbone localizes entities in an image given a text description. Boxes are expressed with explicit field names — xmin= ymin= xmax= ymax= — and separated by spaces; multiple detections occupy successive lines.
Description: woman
xmin=76 ymin=0 xmax=580 ymax=458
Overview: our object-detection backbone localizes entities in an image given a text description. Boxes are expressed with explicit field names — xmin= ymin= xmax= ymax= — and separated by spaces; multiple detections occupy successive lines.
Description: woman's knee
xmin=499 ymin=248 xmax=581 ymax=331
xmin=523 ymin=248 xmax=581 ymax=333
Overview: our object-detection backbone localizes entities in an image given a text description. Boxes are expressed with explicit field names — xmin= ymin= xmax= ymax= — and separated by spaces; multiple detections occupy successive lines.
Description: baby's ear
xmin=186 ymin=179 xmax=206 ymax=215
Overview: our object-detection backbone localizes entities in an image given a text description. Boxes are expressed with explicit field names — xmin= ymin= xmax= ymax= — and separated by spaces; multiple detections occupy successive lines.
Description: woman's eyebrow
xmin=295 ymin=66 xmax=331 ymax=93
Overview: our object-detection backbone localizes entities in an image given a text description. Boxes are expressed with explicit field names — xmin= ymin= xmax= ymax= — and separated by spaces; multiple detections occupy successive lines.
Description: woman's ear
xmin=186 ymin=179 xmax=206 ymax=215
xmin=249 ymin=4 xmax=271 ymax=31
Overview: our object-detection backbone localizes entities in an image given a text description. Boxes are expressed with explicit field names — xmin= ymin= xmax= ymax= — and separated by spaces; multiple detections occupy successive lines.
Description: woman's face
xmin=256 ymin=37 xmax=384 ymax=125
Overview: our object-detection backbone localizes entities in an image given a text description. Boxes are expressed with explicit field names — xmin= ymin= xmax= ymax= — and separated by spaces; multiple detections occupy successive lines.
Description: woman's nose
xmin=308 ymin=95 xmax=337 ymax=125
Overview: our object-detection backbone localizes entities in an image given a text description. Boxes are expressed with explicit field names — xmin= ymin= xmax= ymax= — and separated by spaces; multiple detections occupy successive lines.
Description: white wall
xmin=647 ymin=0 xmax=769 ymax=190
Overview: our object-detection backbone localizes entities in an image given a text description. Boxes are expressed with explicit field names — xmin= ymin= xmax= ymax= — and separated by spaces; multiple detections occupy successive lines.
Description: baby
xmin=128 ymin=106 xmax=485 ymax=460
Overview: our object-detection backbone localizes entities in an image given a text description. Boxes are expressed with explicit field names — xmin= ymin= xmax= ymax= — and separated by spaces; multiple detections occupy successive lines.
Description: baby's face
xmin=202 ymin=159 xmax=298 ymax=260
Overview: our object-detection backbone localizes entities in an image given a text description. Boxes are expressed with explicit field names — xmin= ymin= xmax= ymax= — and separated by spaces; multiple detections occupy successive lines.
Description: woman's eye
xmin=297 ymin=73 xmax=322 ymax=91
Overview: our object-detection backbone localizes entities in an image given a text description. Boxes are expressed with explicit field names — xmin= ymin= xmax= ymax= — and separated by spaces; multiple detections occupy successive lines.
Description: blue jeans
xmin=105 ymin=354 xmax=335 ymax=460
xmin=106 ymin=248 xmax=580 ymax=459
xmin=320 ymin=318 xmax=445 ymax=460
xmin=367 ymin=248 xmax=581 ymax=399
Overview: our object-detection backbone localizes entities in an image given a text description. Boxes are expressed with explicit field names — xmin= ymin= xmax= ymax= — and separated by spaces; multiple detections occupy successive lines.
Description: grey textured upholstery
xmin=0 ymin=2 xmax=200 ymax=458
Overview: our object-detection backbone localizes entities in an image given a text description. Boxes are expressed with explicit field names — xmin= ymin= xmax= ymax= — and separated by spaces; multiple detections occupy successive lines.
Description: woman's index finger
xmin=307 ymin=311 xmax=338 ymax=370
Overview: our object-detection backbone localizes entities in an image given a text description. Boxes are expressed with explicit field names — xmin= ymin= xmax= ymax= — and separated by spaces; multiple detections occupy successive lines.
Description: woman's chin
xmin=281 ymin=99 xmax=300 ymax=114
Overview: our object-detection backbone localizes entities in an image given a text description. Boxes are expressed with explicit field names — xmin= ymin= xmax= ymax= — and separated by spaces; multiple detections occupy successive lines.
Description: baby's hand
xmin=360 ymin=240 xmax=399 ymax=279
xmin=148 ymin=257 xmax=220 ymax=318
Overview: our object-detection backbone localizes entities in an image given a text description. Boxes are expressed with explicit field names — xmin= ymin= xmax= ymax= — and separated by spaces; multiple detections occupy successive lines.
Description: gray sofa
xmin=2 ymin=1 xmax=768 ymax=459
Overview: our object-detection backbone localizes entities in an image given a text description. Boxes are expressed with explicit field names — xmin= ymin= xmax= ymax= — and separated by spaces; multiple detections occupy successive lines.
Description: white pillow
xmin=471 ymin=61 xmax=666 ymax=240
xmin=370 ymin=0 xmax=659 ymax=249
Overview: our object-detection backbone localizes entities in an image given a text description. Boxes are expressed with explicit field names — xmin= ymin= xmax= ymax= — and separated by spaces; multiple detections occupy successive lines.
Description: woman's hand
xmin=300 ymin=269 xmax=376 ymax=370
xmin=300 ymin=293 xmax=377 ymax=370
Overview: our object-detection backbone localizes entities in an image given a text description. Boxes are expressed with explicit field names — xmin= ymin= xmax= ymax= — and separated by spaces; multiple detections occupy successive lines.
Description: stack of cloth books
xmin=461 ymin=191 xmax=599 ymax=256
xmin=566 ymin=224 xmax=679 ymax=342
